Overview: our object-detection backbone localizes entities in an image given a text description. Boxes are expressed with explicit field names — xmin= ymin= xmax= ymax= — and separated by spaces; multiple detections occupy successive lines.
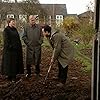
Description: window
xmin=19 ymin=14 xmax=27 ymax=22
xmin=7 ymin=14 xmax=14 ymax=18
xmin=56 ymin=15 xmax=63 ymax=20
xmin=60 ymin=16 xmax=63 ymax=19
xmin=56 ymin=15 xmax=60 ymax=19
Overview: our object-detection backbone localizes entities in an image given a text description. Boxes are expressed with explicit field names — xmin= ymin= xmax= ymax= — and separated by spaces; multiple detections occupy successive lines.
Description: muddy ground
xmin=0 ymin=47 xmax=91 ymax=100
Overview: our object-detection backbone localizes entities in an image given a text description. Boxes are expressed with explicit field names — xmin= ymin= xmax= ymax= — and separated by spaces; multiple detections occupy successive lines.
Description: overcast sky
xmin=39 ymin=0 xmax=94 ymax=14
xmin=16 ymin=0 xmax=94 ymax=14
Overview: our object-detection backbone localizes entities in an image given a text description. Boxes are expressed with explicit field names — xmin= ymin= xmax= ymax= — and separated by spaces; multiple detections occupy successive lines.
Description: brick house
xmin=0 ymin=2 xmax=67 ymax=26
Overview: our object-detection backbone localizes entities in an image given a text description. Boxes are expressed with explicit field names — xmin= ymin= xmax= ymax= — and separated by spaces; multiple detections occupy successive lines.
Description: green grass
xmin=42 ymin=37 xmax=51 ymax=48
xmin=74 ymin=53 xmax=92 ymax=72
xmin=73 ymin=43 xmax=92 ymax=73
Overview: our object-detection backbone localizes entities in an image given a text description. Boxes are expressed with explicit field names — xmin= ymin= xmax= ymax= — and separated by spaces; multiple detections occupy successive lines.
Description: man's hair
xmin=43 ymin=25 xmax=51 ymax=33
xmin=7 ymin=18 xmax=15 ymax=24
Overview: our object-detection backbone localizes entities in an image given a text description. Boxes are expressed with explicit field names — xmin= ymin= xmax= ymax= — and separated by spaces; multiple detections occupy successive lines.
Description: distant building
xmin=67 ymin=14 xmax=78 ymax=18
xmin=78 ymin=10 xmax=94 ymax=23
xmin=41 ymin=4 xmax=67 ymax=26
xmin=0 ymin=3 xmax=67 ymax=26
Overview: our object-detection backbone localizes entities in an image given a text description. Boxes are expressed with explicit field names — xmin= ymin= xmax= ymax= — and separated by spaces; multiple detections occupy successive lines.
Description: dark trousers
xmin=26 ymin=64 xmax=32 ymax=75
xmin=58 ymin=61 xmax=68 ymax=84
xmin=26 ymin=46 xmax=41 ymax=75
xmin=26 ymin=64 xmax=40 ymax=75
xmin=35 ymin=64 xmax=40 ymax=75
xmin=8 ymin=75 xmax=16 ymax=81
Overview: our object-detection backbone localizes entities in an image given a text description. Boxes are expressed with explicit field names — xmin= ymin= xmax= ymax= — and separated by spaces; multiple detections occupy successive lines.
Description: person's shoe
xmin=25 ymin=74 xmax=31 ymax=78
xmin=38 ymin=73 xmax=42 ymax=77
xmin=56 ymin=83 xmax=64 ymax=87
xmin=35 ymin=73 xmax=42 ymax=76
xmin=53 ymin=76 xmax=60 ymax=81
xmin=11 ymin=78 xmax=17 ymax=83
xmin=11 ymin=80 xmax=16 ymax=83
xmin=35 ymin=73 xmax=42 ymax=79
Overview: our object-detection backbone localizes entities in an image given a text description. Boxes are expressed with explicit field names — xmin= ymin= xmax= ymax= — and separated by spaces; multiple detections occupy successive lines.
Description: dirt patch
xmin=0 ymin=47 xmax=91 ymax=100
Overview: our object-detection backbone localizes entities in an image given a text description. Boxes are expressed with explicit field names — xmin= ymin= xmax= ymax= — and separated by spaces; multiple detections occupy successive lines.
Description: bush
xmin=76 ymin=23 xmax=95 ymax=47
xmin=63 ymin=17 xmax=79 ymax=37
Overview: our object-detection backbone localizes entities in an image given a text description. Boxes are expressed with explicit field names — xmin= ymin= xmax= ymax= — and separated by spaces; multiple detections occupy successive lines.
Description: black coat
xmin=1 ymin=26 xmax=24 ymax=77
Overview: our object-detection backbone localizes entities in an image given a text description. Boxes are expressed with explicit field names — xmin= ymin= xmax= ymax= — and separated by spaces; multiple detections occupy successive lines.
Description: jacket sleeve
xmin=38 ymin=26 xmax=43 ymax=45
xmin=22 ymin=26 xmax=29 ymax=46
xmin=52 ymin=34 xmax=61 ymax=61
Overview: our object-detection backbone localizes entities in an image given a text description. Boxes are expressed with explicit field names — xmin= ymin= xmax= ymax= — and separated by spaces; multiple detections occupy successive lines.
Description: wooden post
xmin=96 ymin=32 xmax=100 ymax=100
xmin=91 ymin=0 xmax=100 ymax=100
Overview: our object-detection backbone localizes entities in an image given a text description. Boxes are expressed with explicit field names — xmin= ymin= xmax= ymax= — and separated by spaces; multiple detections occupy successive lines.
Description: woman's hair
xmin=7 ymin=18 xmax=15 ymax=25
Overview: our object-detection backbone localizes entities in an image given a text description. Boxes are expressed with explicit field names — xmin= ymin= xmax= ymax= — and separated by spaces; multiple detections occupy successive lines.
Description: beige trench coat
xmin=50 ymin=31 xmax=74 ymax=68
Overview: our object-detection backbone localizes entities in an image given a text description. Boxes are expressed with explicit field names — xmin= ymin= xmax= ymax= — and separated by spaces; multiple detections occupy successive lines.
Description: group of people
xmin=1 ymin=15 xmax=74 ymax=87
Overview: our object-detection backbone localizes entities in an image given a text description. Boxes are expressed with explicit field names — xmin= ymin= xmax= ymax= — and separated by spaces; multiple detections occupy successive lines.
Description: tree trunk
xmin=15 ymin=0 xmax=17 ymax=3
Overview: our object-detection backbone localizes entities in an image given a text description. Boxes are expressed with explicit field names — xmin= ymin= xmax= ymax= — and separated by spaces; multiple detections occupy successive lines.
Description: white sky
xmin=39 ymin=0 xmax=94 ymax=14
xmin=16 ymin=0 xmax=94 ymax=14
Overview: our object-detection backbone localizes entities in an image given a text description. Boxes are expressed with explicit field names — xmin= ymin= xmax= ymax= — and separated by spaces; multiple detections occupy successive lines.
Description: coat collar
xmin=50 ymin=30 xmax=59 ymax=40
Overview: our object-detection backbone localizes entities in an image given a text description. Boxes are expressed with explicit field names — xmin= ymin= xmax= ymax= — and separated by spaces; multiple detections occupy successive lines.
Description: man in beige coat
xmin=42 ymin=25 xmax=74 ymax=86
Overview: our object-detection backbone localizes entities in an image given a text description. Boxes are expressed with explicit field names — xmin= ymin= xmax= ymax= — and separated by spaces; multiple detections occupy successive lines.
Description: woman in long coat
xmin=1 ymin=18 xmax=24 ymax=81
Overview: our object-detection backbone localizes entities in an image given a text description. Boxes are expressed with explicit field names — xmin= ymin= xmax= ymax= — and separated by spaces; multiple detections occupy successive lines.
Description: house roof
xmin=67 ymin=14 xmax=78 ymax=17
xmin=0 ymin=3 xmax=67 ymax=16
xmin=78 ymin=10 xmax=94 ymax=18
xmin=41 ymin=4 xmax=67 ymax=16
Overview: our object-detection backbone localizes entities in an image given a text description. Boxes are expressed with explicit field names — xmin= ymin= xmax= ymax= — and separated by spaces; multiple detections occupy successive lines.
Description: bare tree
xmin=86 ymin=1 xmax=94 ymax=11
xmin=86 ymin=1 xmax=94 ymax=24
xmin=20 ymin=0 xmax=47 ymax=18
xmin=15 ymin=0 xmax=17 ymax=3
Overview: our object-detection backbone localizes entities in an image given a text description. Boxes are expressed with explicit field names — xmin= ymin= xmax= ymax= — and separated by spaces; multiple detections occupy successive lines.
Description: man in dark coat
xmin=42 ymin=25 xmax=74 ymax=87
xmin=1 ymin=18 xmax=24 ymax=82
xmin=22 ymin=15 xmax=43 ymax=77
